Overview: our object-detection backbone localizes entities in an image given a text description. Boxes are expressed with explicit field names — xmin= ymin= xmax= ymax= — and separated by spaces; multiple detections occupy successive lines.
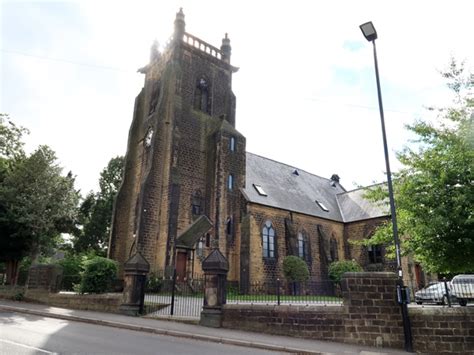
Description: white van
xmin=451 ymin=274 xmax=474 ymax=306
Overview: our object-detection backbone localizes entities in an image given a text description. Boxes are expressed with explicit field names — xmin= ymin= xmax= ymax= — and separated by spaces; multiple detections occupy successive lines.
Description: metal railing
xmin=144 ymin=271 xmax=205 ymax=318
xmin=228 ymin=279 xmax=343 ymax=306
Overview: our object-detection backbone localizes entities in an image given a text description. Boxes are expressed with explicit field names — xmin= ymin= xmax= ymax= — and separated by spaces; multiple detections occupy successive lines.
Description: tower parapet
xmin=182 ymin=32 xmax=223 ymax=60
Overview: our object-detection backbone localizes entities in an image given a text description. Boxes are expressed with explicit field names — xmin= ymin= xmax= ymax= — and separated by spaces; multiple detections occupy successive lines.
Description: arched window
xmin=230 ymin=136 xmax=235 ymax=152
xmin=196 ymin=238 xmax=204 ymax=258
xmin=262 ymin=220 xmax=275 ymax=258
xmin=226 ymin=217 xmax=233 ymax=237
xmin=194 ymin=77 xmax=210 ymax=113
xmin=191 ymin=190 xmax=203 ymax=216
xmin=298 ymin=232 xmax=308 ymax=260
xmin=227 ymin=174 xmax=234 ymax=191
xmin=330 ymin=238 xmax=338 ymax=261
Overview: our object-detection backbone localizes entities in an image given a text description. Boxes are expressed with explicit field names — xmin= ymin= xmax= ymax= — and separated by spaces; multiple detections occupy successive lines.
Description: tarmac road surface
xmin=0 ymin=311 xmax=282 ymax=355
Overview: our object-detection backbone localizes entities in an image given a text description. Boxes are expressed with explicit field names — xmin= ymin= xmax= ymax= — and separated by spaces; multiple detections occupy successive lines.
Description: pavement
xmin=0 ymin=299 xmax=408 ymax=355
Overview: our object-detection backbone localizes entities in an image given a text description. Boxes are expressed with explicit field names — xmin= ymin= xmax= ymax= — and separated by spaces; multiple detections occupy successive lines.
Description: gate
xmin=144 ymin=271 xmax=204 ymax=319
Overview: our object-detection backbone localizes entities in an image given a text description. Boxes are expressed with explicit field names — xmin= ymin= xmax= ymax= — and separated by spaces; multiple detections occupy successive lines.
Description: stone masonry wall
xmin=341 ymin=272 xmax=404 ymax=348
xmin=222 ymin=271 xmax=474 ymax=353
xmin=108 ymin=90 xmax=145 ymax=275
xmin=343 ymin=217 xmax=388 ymax=268
xmin=244 ymin=204 xmax=345 ymax=284
xmin=410 ymin=307 xmax=474 ymax=354
xmin=223 ymin=272 xmax=404 ymax=349
xmin=0 ymin=289 xmax=122 ymax=313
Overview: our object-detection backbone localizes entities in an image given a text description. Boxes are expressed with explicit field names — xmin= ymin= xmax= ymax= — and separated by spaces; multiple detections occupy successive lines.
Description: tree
xmin=72 ymin=156 xmax=124 ymax=254
xmin=282 ymin=255 xmax=310 ymax=282
xmin=0 ymin=113 xmax=28 ymax=161
xmin=282 ymin=255 xmax=310 ymax=296
xmin=366 ymin=60 xmax=473 ymax=274
xmin=0 ymin=114 xmax=29 ymax=283
xmin=0 ymin=145 xmax=79 ymax=283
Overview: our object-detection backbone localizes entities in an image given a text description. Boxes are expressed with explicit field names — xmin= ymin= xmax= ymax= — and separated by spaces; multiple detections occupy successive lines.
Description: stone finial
xmin=202 ymin=249 xmax=229 ymax=272
xmin=174 ymin=8 xmax=186 ymax=40
xmin=150 ymin=40 xmax=160 ymax=62
xmin=330 ymin=174 xmax=340 ymax=183
xmin=123 ymin=252 xmax=150 ymax=273
xmin=220 ymin=33 xmax=231 ymax=63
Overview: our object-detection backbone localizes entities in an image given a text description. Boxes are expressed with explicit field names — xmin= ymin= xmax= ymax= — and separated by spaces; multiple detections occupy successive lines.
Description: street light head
xmin=360 ymin=21 xmax=377 ymax=42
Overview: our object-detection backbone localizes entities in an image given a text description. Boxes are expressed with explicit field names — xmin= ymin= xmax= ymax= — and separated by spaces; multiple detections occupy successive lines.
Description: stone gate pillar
xmin=200 ymin=249 xmax=228 ymax=328
xmin=119 ymin=252 xmax=150 ymax=316
xmin=341 ymin=272 xmax=405 ymax=349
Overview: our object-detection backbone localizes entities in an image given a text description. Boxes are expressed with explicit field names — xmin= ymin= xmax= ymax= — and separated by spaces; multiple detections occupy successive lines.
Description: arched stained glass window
xmin=298 ymin=232 xmax=309 ymax=260
xmin=262 ymin=220 xmax=275 ymax=258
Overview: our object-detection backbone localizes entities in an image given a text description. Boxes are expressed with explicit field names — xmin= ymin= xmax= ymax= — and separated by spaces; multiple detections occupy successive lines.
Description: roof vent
xmin=292 ymin=169 xmax=299 ymax=176
xmin=330 ymin=174 xmax=340 ymax=183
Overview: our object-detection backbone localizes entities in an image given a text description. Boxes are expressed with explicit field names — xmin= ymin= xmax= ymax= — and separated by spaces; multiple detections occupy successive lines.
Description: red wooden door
xmin=176 ymin=252 xmax=187 ymax=281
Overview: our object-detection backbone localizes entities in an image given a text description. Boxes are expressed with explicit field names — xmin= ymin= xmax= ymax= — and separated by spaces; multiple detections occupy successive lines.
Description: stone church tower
xmin=109 ymin=9 xmax=245 ymax=280
xmin=109 ymin=10 xmax=423 ymax=290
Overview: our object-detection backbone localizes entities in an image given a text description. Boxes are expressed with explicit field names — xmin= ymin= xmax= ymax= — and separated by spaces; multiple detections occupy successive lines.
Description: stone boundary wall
xmin=223 ymin=304 xmax=346 ymax=340
xmin=0 ymin=287 xmax=121 ymax=313
xmin=0 ymin=286 xmax=25 ymax=300
xmin=222 ymin=272 xmax=474 ymax=353
xmin=410 ymin=307 xmax=474 ymax=354
xmin=24 ymin=290 xmax=122 ymax=313
xmin=223 ymin=272 xmax=404 ymax=349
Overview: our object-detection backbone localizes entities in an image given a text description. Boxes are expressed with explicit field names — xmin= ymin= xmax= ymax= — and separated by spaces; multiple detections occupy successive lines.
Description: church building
xmin=109 ymin=9 xmax=418 ymax=289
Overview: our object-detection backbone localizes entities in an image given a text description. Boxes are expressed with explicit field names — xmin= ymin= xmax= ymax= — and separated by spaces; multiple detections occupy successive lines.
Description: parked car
xmin=414 ymin=282 xmax=456 ymax=305
xmin=451 ymin=274 xmax=474 ymax=306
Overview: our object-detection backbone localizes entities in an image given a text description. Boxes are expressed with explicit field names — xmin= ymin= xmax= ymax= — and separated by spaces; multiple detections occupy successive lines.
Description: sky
xmin=1 ymin=0 xmax=473 ymax=195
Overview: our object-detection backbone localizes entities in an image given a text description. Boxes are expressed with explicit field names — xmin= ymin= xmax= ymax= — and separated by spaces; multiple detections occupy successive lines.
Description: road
xmin=0 ymin=311 xmax=282 ymax=355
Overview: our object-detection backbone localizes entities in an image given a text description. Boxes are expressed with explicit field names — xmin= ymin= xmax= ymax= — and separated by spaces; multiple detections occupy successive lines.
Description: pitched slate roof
xmin=243 ymin=153 xmax=346 ymax=221
xmin=242 ymin=152 xmax=388 ymax=223
xmin=176 ymin=215 xmax=213 ymax=249
xmin=336 ymin=186 xmax=389 ymax=223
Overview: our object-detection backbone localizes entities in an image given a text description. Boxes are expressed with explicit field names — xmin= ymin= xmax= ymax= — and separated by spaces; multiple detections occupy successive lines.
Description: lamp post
xmin=359 ymin=21 xmax=413 ymax=352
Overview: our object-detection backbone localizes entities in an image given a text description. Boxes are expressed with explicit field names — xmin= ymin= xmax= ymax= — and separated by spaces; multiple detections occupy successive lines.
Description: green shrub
xmin=328 ymin=260 xmax=362 ymax=283
xmin=76 ymin=256 xmax=118 ymax=294
xmin=146 ymin=273 xmax=163 ymax=293
xmin=282 ymin=256 xmax=310 ymax=282
xmin=56 ymin=254 xmax=84 ymax=291
xmin=13 ymin=291 xmax=24 ymax=301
